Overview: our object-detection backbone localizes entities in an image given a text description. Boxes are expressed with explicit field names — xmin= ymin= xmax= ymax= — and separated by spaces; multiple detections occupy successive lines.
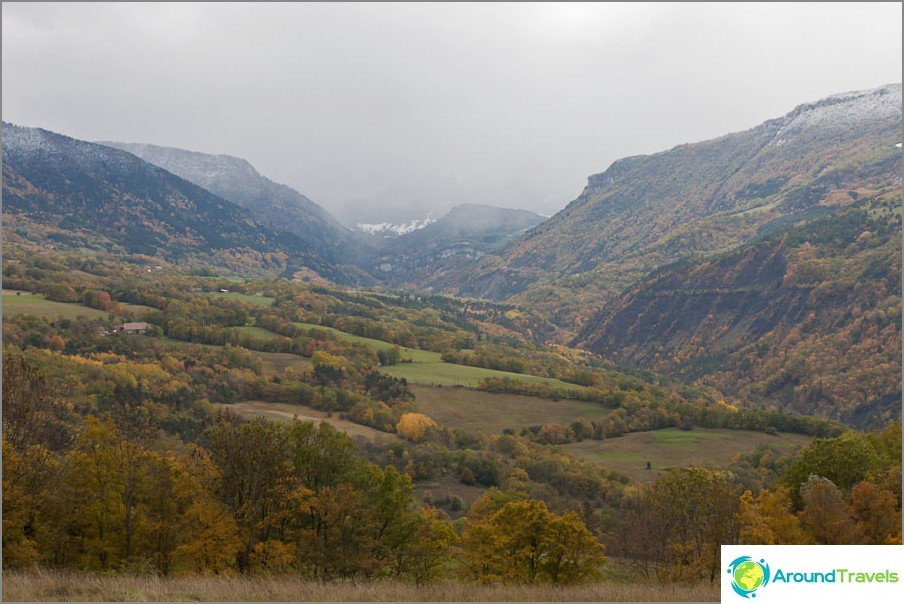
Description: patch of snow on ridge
xmin=774 ymin=84 xmax=902 ymax=140
xmin=357 ymin=216 xmax=437 ymax=237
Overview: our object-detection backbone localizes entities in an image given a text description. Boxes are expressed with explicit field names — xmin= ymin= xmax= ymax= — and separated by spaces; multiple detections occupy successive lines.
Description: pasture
xmin=216 ymin=400 xmax=398 ymax=443
xmin=563 ymin=427 xmax=811 ymax=484
xmin=381 ymin=362 xmax=585 ymax=390
xmin=206 ymin=291 xmax=275 ymax=306
xmin=294 ymin=321 xmax=441 ymax=362
xmin=2 ymin=291 xmax=111 ymax=321
xmin=411 ymin=385 xmax=606 ymax=433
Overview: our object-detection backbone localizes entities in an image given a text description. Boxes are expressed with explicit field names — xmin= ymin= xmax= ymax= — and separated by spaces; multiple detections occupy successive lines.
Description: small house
xmin=114 ymin=322 xmax=150 ymax=335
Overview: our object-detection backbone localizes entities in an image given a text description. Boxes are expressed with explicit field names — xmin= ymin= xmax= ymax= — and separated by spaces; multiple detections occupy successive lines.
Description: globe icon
xmin=733 ymin=560 xmax=765 ymax=592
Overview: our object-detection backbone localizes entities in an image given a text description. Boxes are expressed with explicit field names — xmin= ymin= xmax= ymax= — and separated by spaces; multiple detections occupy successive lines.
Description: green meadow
xmin=2 ymin=292 xmax=111 ymax=321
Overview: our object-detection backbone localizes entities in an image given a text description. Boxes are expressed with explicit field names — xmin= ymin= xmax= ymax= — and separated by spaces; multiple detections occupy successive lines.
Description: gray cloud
xmin=3 ymin=2 xmax=901 ymax=224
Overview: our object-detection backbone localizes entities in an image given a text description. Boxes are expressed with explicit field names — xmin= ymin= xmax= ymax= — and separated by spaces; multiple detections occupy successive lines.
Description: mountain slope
xmin=370 ymin=204 xmax=546 ymax=289
xmin=2 ymin=123 xmax=345 ymax=281
xmin=576 ymin=199 xmax=901 ymax=428
xmin=99 ymin=141 xmax=366 ymax=265
xmin=449 ymin=84 xmax=903 ymax=331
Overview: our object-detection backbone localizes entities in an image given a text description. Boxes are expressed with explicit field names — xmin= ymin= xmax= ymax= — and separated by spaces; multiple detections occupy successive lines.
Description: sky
xmin=2 ymin=2 xmax=902 ymax=225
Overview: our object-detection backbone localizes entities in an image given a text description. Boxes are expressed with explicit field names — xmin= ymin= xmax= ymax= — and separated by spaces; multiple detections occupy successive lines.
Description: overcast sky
xmin=3 ymin=3 xmax=902 ymax=225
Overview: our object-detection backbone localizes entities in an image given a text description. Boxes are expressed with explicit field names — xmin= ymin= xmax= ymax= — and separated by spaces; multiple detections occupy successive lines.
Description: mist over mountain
xmin=99 ymin=141 xmax=369 ymax=265
xmin=368 ymin=204 xmax=546 ymax=289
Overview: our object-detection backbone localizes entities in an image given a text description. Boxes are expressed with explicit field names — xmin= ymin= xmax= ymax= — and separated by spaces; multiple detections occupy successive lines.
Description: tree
xmin=737 ymin=487 xmax=808 ymax=545
xmin=610 ymin=467 xmax=740 ymax=583
xmin=782 ymin=433 xmax=881 ymax=506
xmin=396 ymin=413 xmax=437 ymax=443
xmin=204 ymin=412 xmax=291 ymax=572
xmin=289 ymin=420 xmax=360 ymax=492
xmin=850 ymin=480 xmax=902 ymax=544
xmin=396 ymin=507 xmax=458 ymax=585
xmin=799 ymin=475 xmax=863 ymax=544
xmin=462 ymin=499 xmax=605 ymax=584
xmin=2 ymin=347 xmax=72 ymax=451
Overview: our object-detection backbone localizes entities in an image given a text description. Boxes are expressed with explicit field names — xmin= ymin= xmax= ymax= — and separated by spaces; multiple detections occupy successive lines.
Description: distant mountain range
xmin=369 ymin=204 xmax=546 ymax=290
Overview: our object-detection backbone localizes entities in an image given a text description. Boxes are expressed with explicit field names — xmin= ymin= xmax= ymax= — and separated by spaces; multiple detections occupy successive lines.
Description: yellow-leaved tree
xmin=396 ymin=413 xmax=437 ymax=443
xmin=461 ymin=498 xmax=605 ymax=584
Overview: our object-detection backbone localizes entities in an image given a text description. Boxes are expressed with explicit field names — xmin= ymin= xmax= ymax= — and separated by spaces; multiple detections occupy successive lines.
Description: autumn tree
xmin=396 ymin=413 xmax=437 ymax=443
xmin=462 ymin=499 xmax=605 ymax=584
xmin=204 ymin=412 xmax=291 ymax=572
xmin=799 ymin=475 xmax=864 ymax=544
xmin=737 ymin=487 xmax=808 ymax=545
xmin=850 ymin=480 xmax=902 ymax=544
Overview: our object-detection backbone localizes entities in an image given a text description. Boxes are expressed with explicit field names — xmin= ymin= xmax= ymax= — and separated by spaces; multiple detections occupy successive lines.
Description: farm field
xmin=563 ymin=427 xmax=812 ymax=484
xmin=2 ymin=291 xmax=111 ymax=320
xmin=216 ymin=400 xmax=398 ymax=442
xmin=411 ymin=385 xmax=605 ymax=434
xmin=382 ymin=361 xmax=585 ymax=390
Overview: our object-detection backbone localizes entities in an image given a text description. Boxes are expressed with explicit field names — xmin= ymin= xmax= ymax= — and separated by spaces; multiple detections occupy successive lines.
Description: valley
xmin=2 ymin=82 xmax=901 ymax=592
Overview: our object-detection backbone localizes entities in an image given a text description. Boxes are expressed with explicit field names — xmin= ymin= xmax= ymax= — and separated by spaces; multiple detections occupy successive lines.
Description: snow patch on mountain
xmin=357 ymin=216 xmax=437 ymax=237
xmin=772 ymin=83 xmax=902 ymax=141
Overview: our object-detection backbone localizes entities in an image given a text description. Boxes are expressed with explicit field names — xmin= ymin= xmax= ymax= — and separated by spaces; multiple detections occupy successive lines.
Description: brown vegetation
xmin=1 ymin=570 xmax=720 ymax=602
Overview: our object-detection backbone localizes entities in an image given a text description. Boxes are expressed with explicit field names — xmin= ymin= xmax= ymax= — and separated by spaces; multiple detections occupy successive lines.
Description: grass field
xmin=253 ymin=351 xmax=313 ymax=375
xmin=217 ymin=401 xmax=398 ymax=442
xmin=411 ymin=385 xmax=607 ymax=433
xmin=294 ymin=322 xmax=441 ymax=362
xmin=1 ymin=570 xmax=720 ymax=601
xmin=382 ymin=362 xmax=585 ymax=390
xmin=207 ymin=291 xmax=275 ymax=306
xmin=2 ymin=292 xmax=111 ymax=321
xmin=564 ymin=427 xmax=812 ymax=484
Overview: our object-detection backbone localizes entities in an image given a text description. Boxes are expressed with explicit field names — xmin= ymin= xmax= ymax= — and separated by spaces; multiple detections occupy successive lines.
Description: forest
xmin=2 ymin=242 xmax=901 ymax=594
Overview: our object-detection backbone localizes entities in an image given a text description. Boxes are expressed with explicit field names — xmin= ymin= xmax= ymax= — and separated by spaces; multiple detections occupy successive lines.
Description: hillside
xmin=371 ymin=203 xmax=546 ymax=289
xmin=577 ymin=200 xmax=902 ymax=428
xmin=99 ymin=141 xmax=372 ymax=267
xmin=2 ymin=123 xmax=348 ymax=282
xmin=446 ymin=84 xmax=903 ymax=331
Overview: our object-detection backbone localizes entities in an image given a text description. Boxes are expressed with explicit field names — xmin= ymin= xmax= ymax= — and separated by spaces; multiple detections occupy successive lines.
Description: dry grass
xmin=1 ymin=570 xmax=720 ymax=602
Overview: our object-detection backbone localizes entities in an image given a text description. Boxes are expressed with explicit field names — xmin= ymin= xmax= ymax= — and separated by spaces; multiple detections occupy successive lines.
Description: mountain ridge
xmin=2 ymin=122 xmax=351 ymax=282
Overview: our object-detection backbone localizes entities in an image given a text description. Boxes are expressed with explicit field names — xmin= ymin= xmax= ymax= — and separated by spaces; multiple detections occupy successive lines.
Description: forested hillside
xmin=578 ymin=199 xmax=902 ymax=428
xmin=2 ymin=123 xmax=347 ymax=282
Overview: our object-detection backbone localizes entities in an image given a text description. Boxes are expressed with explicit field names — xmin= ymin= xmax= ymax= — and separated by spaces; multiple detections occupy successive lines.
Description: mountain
xmin=368 ymin=204 xmax=546 ymax=290
xmin=447 ymin=84 xmax=903 ymax=331
xmin=2 ymin=122 xmax=349 ymax=282
xmin=98 ymin=141 xmax=367 ymax=265
xmin=577 ymin=199 xmax=901 ymax=428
